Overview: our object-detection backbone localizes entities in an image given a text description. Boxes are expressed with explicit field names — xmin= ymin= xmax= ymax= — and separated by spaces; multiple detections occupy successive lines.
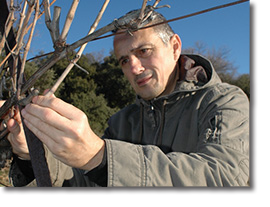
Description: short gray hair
xmin=112 ymin=9 xmax=175 ymax=45
xmin=148 ymin=10 xmax=175 ymax=45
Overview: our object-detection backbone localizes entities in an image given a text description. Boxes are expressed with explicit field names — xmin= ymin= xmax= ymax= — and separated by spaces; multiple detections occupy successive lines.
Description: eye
xmin=120 ymin=58 xmax=129 ymax=66
xmin=138 ymin=48 xmax=153 ymax=58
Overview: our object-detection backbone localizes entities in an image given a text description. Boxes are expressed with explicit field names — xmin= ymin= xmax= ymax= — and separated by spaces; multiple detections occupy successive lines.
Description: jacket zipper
xmin=157 ymin=99 xmax=167 ymax=146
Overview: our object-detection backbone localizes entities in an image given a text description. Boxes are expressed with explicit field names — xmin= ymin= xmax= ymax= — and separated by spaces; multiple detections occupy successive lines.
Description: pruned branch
xmin=43 ymin=0 xmax=57 ymax=43
xmin=0 ymin=0 xmax=56 ymax=69
xmin=68 ymin=5 xmax=155 ymax=51
xmin=0 ymin=0 xmax=15 ymax=55
xmin=153 ymin=0 xmax=161 ymax=8
xmin=16 ymin=1 xmax=28 ymax=43
xmin=12 ymin=0 xmax=36 ymax=94
xmin=16 ymin=0 xmax=36 ymax=54
xmin=44 ymin=0 xmax=79 ymax=49
xmin=46 ymin=0 xmax=110 ymax=96
xmin=59 ymin=0 xmax=79 ymax=44
xmin=138 ymin=0 xmax=149 ymax=22
xmin=17 ymin=0 xmax=40 ymax=98
xmin=51 ymin=6 xmax=61 ymax=42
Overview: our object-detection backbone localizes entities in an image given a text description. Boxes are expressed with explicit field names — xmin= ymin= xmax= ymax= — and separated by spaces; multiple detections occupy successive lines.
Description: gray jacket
xmin=10 ymin=54 xmax=249 ymax=187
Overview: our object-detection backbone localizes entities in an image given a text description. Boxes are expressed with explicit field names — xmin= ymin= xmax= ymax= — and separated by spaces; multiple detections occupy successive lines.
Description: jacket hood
xmin=136 ymin=54 xmax=222 ymax=106
xmin=177 ymin=54 xmax=221 ymax=92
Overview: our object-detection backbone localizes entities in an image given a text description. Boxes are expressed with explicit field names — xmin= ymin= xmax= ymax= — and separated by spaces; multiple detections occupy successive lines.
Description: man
xmin=4 ymin=9 xmax=249 ymax=186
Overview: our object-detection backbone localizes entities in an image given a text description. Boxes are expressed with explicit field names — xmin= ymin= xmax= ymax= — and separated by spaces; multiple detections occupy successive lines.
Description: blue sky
xmin=30 ymin=0 xmax=250 ymax=75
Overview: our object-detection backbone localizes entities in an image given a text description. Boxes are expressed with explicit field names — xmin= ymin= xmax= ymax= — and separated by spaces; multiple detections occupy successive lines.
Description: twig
xmin=68 ymin=5 xmax=154 ymax=51
xmin=0 ymin=0 xmax=15 ymax=55
xmin=51 ymin=6 xmax=61 ymax=43
xmin=46 ymin=0 xmax=110 ymax=96
xmin=43 ymin=0 xmax=56 ymax=43
xmin=0 ymin=0 xmax=56 ymax=69
xmin=21 ymin=52 xmax=65 ymax=95
xmin=16 ymin=0 xmax=36 ymax=54
xmin=17 ymin=0 xmax=40 ymax=98
xmin=0 ymin=46 xmax=16 ymax=69
xmin=141 ymin=0 xmax=162 ymax=23
xmin=16 ymin=1 xmax=27 ymax=43
xmin=138 ymin=0 xmax=148 ymax=23
xmin=59 ymin=0 xmax=79 ymax=44
xmin=13 ymin=0 xmax=36 ymax=93
xmin=153 ymin=0 xmax=161 ymax=8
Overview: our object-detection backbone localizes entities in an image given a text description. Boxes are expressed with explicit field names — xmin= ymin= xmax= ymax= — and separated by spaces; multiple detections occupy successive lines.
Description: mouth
xmin=136 ymin=74 xmax=152 ymax=87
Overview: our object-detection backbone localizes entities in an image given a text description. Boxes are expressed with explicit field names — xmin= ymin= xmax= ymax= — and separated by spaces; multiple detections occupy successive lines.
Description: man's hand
xmin=0 ymin=102 xmax=30 ymax=160
xmin=21 ymin=95 xmax=105 ymax=171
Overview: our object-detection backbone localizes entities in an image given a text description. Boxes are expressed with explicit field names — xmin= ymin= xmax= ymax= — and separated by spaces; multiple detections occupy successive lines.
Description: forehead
xmin=113 ymin=28 xmax=161 ymax=56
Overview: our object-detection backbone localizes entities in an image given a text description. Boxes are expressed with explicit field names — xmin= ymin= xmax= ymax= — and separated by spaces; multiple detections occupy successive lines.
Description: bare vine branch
xmin=0 ymin=0 xmax=15 ymax=55
xmin=43 ymin=0 xmax=61 ymax=45
xmin=16 ymin=1 xmax=27 ymax=43
xmin=138 ymin=0 xmax=149 ymax=23
xmin=13 ymin=0 xmax=36 ymax=93
xmin=17 ymin=0 xmax=40 ymax=98
xmin=0 ymin=0 xmax=57 ymax=69
xmin=46 ymin=0 xmax=110 ymax=96
xmin=153 ymin=0 xmax=161 ymax=8
xmin=59 ymin=0 xmax=79 ymax=44
xmin=51 ymin=6 xmax=61 ymax=42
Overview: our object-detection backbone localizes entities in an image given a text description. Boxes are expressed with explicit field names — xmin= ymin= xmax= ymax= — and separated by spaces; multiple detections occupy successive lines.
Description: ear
xmin=170 ymin=34 xmax=182 ymax=61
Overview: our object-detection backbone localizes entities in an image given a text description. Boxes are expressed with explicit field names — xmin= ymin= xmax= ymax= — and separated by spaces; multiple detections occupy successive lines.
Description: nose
xmin=129 ymin=55 xmax=145 ymax=75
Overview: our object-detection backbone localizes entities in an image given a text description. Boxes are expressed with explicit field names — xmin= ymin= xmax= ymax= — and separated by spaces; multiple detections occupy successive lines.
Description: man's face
xmin=113 ymin=27 xmax=181 ymax=100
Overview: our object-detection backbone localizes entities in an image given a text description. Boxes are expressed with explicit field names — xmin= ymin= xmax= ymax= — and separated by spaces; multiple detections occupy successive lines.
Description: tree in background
xmin=94 ymin=51 xmax=136 ymax=109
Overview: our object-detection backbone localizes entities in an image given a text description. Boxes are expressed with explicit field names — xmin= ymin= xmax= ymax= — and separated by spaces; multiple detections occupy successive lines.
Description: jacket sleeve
xmin=104 ymin=84 xmax=249 ymax=186
xmin=9 ymin=145 xmax=74 ymax=187
xmin=10 ymin=144 xmax=106 ymax=187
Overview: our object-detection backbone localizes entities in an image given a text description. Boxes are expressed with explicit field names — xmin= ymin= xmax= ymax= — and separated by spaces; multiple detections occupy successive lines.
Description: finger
xmin=31 ymin=95 xmax=83 ymax=120
xmin=21 ymin=107 xmax=64 ymax=143
xmin=22 ymin=118 xmax=58 ymax=153
xmin=13 ymin=106 xmax=22 ymax=124
xmin=7 ymin=118 xmax=21 ymax=135
xmin=22 ymin=102 xmax=71 ymax=132
xmin=0 ymin=100 xmax=5 ymax=107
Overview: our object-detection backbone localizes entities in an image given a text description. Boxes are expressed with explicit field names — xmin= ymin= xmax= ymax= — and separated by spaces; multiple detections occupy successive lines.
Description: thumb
xmin=7 ymin=118 xmax=21 ymax=135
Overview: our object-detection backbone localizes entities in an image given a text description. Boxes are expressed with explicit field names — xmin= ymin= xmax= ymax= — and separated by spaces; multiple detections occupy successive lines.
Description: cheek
xmin=154 ymin=56 xmax=175 ymax=84
xmin=123 ymin=70 xmax=136 ymax=86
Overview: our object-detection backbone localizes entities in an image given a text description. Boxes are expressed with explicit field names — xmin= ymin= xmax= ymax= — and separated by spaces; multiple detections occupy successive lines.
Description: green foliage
xmin=95 ymin=52 xmax=136 ymax=109
xmin=219 ymin=73 xmax=250 ymax=99
xmin=24 ymin=61 xmax=59 ymax=95
xmin=234 ymin=74 xmax=250 ymax=99
xmin=68 ymin=91 xmax=117 ymax=136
